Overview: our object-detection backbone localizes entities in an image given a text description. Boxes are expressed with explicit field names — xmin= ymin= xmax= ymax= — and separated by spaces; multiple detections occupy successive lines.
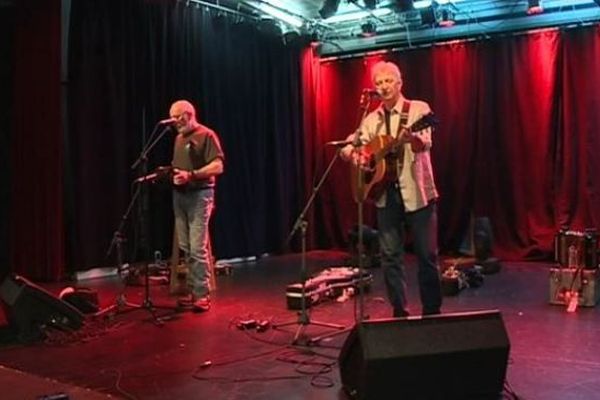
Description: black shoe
xmin=422 ymin=308 xmax=441 ymax=316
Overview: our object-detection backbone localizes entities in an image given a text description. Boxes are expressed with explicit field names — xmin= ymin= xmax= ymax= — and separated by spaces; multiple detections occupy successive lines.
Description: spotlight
xmin=438 ymin=8 xmax=455 ymax=27
xmin=364 ymin=0 xmax=377 ymax=9
xmin=280 ymin=24 xmax=301 ymax=45
xmin=319 ymin=0 xmax=341 ymax=19
xmin=420 ymin=6 xmax=436 ymax=26
xmin=527 ymin=0 xmax=543 ymax=15
xmin=394 ymin=0 xmax=414 ymax=12
xmin=360 ymin=21 xmax=377 ymax=36
xmin=257 ymin=17 xmax=281 ymax=36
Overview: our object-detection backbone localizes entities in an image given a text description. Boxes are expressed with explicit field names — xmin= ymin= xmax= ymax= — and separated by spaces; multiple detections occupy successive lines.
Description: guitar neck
xmin=371 ymin=114 xmax=434 ymax=163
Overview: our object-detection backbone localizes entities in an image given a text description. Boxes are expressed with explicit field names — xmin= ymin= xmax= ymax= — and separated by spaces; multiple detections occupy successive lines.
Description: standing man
xmin=341 ymin=61 xmax=442 ymax=317
xmin=170 ymin=100 xmax=224 ymax=312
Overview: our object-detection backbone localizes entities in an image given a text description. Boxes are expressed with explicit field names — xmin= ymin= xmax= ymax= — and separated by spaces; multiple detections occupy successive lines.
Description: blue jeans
xmin=173 ymin=188 xmax=214 ymax=298
xmin=376 ymin=187 xmax=442 ymax=315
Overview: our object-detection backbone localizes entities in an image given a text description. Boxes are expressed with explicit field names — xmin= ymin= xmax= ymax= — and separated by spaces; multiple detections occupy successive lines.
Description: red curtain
xmin=303 ymin=26 xmax=600 ymax=261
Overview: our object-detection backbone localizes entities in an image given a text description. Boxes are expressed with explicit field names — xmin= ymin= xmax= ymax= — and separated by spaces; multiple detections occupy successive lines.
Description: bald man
xmin=170 ymin=100 xmax=224 ymax=312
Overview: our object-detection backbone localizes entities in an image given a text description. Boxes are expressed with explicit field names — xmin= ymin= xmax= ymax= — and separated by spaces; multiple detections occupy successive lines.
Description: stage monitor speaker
xmin=0 ymin=274 xmax=84 ymax=343
xmin=339 ymin=310 xmax=510 ymax=400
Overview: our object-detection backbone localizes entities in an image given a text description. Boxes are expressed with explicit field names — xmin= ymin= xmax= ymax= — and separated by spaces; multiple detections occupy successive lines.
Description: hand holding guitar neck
xmin=397 ymin=126 xmax=427 ymax=152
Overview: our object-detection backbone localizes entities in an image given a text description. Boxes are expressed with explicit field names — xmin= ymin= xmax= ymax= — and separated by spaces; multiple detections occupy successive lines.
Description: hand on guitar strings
xmin=350 ymin=150 xmax=374 ymax=172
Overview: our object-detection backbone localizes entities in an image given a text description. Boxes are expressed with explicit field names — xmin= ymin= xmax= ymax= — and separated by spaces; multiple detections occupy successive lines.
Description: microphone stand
xmin=96 ymin=122 xmax=178 ymax=325
xmin=308 ymin=93 xmax=372 ymax=344
xmin=131 ymin=123 xmax=173 ymax=171
xmin=96 ymin=185 xmax=144 ymax=318
xmin=272 ymin=146 xmax=347 ymax=346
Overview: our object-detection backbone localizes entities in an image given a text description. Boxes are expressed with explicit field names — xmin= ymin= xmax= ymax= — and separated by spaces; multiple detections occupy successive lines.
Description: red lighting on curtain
xmin=302 ymin=26 xmax=600 ymax=260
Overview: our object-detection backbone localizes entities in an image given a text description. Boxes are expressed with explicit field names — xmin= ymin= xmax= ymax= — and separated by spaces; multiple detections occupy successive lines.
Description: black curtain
xmin=66 ymin=0 xmax=305 ymax=271
xmin=0 ymin=4 xmax=14 ymax=278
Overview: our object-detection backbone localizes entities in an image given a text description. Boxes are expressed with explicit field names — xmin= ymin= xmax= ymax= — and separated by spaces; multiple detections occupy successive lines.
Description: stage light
xmin=281 ymin=24 xmax=301 ymax=45
xmin=438 ymin=8 xmax=455 ymax=27
xmin=319 ymin=0 xmax=341 ymax=19
xmin=527 ymin=0 xmax=543 ymax=15
xmin=420 ymin=6 xmax=436 ymax=26
xmin=395 ymin=0 xmax=414 ymax=12
xmin=364 ymin=0 xmax=377 ymax=9
xmin=361 ymin=21 xmax=377 ymax=36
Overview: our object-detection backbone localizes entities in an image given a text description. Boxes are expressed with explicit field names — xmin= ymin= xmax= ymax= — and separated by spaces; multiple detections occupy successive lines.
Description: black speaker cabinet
xmin=339 ymin=310 xmax=510 ymax=400
xmin=0 ymin=274 xmax=84 ymax=342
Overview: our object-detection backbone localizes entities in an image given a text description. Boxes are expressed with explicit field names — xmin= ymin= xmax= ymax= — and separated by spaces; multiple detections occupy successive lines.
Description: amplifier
xmin=554 ymin=229 xmax=598 ymax=269
xmin=549 ymin=267 xmax=600 ymax=307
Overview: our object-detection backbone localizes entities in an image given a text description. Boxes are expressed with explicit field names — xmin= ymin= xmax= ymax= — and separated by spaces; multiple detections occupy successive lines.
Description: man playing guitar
xmin=341 ymin=61 xmax=442 ymax=318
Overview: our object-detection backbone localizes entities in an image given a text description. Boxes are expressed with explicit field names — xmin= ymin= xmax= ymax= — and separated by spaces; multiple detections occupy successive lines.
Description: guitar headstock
xmin=409 ymin=112 xmax=438 ymax=133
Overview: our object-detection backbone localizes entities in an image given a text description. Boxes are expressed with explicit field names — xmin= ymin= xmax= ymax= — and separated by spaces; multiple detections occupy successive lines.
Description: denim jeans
xmin=173 ymin=188 xmax=214 ymax=298
xmin=376 ymin=186 xmax=442 ymax=315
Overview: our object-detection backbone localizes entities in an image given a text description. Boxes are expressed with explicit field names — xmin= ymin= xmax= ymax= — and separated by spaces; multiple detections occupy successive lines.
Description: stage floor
xmin=1 ymin=250 xmax=599 ymax=400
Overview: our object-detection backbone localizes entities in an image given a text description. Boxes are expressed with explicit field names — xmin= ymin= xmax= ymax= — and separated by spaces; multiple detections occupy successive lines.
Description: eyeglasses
xmin=169 ymin=112 xmax=189 ymax=120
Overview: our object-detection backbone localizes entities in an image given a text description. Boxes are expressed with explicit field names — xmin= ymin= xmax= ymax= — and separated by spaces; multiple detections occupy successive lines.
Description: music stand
xmin=95 ymin=123 xmax=178 ymax=325
xmin=272 ymin=148 xmax=346 ymax=346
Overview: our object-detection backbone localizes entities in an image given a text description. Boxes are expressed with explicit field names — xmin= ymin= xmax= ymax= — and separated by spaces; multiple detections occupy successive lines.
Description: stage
xmin=0 ymin=250 xmax=599 ymax=400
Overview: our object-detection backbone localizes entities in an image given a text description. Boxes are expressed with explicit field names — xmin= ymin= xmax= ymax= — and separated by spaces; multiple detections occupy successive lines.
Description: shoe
xmin=176 ymin=294 xmax=194 ymax=307
xmin=422 ymin=308 xmax=441 ymax=316
xmin=192 ymin=296 xmax=210 ymax=312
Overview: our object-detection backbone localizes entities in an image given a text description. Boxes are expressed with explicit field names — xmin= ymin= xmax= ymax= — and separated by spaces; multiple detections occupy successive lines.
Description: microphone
xmin=134 ymin=172 xmax=160 ymax=183
xmin=158 ymin=117 xmax=177 ymax=125
xmin=362 ymin=88 xmax=380 ymax=98
xmin=325 ymin=139 xmax=355 ymax=147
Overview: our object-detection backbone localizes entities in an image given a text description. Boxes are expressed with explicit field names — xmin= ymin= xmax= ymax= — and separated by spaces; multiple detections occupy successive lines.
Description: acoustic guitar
xmin=350 ymin=112 xmax=437 ymax=203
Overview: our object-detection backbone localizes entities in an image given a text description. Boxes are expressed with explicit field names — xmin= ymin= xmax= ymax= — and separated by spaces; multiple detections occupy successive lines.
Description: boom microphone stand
xmin=96 ymin=121 xmax=178 ymax=325
xmin=272 ymin=147 xmax=346 ymax=346
xmin=95 ymin=186 xmax=144 ymax=318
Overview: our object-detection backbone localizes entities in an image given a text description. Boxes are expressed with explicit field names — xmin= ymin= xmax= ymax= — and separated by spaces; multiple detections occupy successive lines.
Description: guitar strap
xmin=396 ymin=100 xmax=411 ymax=175
xmin=399 ymin=100 xmax=411 ymax=129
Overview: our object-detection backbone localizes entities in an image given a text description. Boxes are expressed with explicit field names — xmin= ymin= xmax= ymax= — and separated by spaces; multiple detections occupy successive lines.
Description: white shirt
xmin=346 ymin=98 xmax=438 ymax=211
